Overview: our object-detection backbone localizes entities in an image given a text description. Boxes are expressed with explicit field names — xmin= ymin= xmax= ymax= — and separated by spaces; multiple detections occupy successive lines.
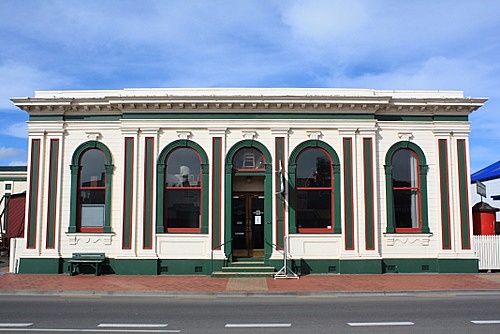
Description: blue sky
xmin=1 ymin=1 xmax=499 ymax=171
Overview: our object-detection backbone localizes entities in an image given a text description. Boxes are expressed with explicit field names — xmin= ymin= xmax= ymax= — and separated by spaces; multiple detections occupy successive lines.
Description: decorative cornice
xmin=11 ymin=89 xmax=487 ymax=117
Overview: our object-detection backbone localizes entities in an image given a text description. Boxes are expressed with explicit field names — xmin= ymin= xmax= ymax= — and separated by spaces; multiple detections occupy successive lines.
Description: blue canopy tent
xmin=472 ymin=160 xmax=500 ymax=183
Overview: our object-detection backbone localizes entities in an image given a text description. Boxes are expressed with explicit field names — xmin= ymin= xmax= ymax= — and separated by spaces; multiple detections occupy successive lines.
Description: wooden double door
xmin=232 ymin=193 xmax=265 ymax=258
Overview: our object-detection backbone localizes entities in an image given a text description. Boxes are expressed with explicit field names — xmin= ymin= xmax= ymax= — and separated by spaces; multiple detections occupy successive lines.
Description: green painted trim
xmin=343 ymin=138 xmax=354 ymax=250
xmin=382 ymin=258 xmax=478 ymax=274
xmin=457 ymin=139 xmax=471 ymax=250
xmin=363 ymin=138 xmax=375 ymax=250
xmin=0 ymin=177 xmax=27 ymax=181
xmin=376 ymin=115 xmax=434 ymax=121
xmin=341 ymin=260 xmax=381 ymax=274
xmin=143 ymin=137 xmax=154 ymax=249
xmin=16 ymin=257 xmax=478 ymax=275
xmin=383 ymin=258 xmax=436 ymax=273
xmin=287 ymin=258 xmax=477 ymax=275
xmin=123 ymin=113 xmax=375 ymax=120
xmin=377 ymin=116 xmax=468 ymax=122
xmin=29 ymin=115 xmax=121 ymax=122
xmin=438 ymin=258 xmax=478 ymax=273
xmin=159 ymin=259 xmax=212 ymax=275
xmin=212 ymin=138 xmax=222 ymax=249
xmin=46 ymin=139 xmax=59 ymax=249
xmin=69 ymin=141 xmax=114 ymax=233
xmin=275 ymin=137 xmax=285 ymax=249
xmin=64 ymin=115 xmax=121 ymax=122
xmin=29 ymin=115 xmax=65 ymax=121
xmin=384 ymin=141 xmax=429 ymax=233
xmin=28 ymin=113 xmax=467 ymax=123
xmin=288 ymin=140 xmax=341 ymax=234
xmin=224 ymin=140 xmax=273 ymax=259
xmin=122 ymin=137 xmax=134 ymax=249
xmin=27 ymin=139 xmax=40 ymax=249
xmin=0 ymin=166 xmax=27 ymax=172
xmin=156 ymin=140 xmax=209 ymax=234
xmin=434 ymin=116 xmax=469 ymax=121
xmin=18 ymin=258 xmax=62 ymax=274
xmin=438 ymin=139 xmax=452 ymax=249
xmin=107 ymin=259 xmax=158 ymax=275
xmin=290 ymin=259 xmax=382 ymax=275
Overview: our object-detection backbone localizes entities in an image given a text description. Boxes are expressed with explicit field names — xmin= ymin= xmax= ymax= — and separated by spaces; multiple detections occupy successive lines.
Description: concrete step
xmin=211 ymin=259 xmax=276 ymax=277
xmin=221 ymin=266 xmax=275 ymax=273
xmin=211 ymin=271 xmax=276 ymax=278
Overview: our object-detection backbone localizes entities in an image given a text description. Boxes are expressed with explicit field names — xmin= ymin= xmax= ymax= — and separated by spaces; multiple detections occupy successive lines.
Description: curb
xmin=2 ymin=289 xmax=500 ymax=298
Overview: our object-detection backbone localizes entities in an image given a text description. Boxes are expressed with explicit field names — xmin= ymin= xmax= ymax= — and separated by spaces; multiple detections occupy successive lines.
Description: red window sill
xmin=394 ymin=228 xmax=421 ymax=233
xmin=166 ymin=228 xmax=201 ymax=233
xmin=79 ymin=227 xmax=104 ymax=233
xmin=298 ymin=228 xmax=334 ymax=234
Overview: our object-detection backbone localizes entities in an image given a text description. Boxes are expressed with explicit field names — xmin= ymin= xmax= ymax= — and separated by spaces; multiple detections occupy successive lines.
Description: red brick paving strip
xmin=1 ymin=273 xmax=500 ymax=294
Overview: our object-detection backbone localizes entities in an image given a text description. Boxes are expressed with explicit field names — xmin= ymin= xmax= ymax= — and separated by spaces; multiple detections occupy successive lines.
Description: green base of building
xmin=382 ymin=258 xmax=478 ymax=274
xmin=16 ymin=257 xmax=478 ymax=275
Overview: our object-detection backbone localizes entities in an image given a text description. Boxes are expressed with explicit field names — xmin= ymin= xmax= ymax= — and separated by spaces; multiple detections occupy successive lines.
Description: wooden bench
xmin=68 ymin=253 xmax=106 ymax=276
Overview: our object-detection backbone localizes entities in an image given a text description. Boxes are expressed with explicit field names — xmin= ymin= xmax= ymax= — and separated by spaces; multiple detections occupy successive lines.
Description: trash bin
xmin=472 ymin=202 xmax=499 ymax=235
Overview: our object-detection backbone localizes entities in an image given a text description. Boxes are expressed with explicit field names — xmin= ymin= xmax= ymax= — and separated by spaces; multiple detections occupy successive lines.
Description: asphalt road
xmin=1 ymin=293 xmax=500 ymax=333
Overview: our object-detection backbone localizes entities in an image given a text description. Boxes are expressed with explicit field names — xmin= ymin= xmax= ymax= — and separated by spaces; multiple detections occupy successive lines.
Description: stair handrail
xmin=210 ymin=239 xmax=233 ymax=274
xmin=265 ymin=239 xmax=286 ymax=257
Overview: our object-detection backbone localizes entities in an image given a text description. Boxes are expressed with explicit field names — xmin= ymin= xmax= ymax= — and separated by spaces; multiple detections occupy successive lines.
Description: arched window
xmin=78 ymin=149 xmax=106 ymax=232
xmin=69 ymin=141 xmax=113 ymax=233
xmin=391 ymin=149 xmax=420 ymax=230
xmin=295 ymin=147 xmax=333 ymax=232
xmin=156 ymin=140 xmax=209 ymax=234
xmin=385 ymin=142 xmax=429 ymax=233
xmin=232 ymin=147 xmax=265 ymax=170
xmin=164 ymin=148 xmax=202 ymax=232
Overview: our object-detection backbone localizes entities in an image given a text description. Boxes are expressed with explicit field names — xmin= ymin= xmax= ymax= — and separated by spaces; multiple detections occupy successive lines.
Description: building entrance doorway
xmin=232 ymin=193 xmax=264 ymax=258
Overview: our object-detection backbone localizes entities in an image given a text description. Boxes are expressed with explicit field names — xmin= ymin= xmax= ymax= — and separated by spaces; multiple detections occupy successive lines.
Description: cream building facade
xmin=10 ymin=88 xmax=486 ymax=275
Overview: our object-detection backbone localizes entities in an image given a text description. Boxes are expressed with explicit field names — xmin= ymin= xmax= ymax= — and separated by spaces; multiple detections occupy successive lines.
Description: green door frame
xmin=224 ymin=140 xmax=273 ymax=261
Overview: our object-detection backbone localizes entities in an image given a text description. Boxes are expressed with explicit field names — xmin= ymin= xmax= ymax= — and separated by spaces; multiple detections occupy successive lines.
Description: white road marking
xmin=471 ymin=320 xmax=500 ymax=325
xmin=0 ymin=329 xmax=179 ymax=333
xmin=0 ymin=323 xmax=33 ymax=327
xmin=98 ymin=323 xmax=168 ymax=328
xmin=347 ymin=321 xmax=414 ymax=327
xmin=225 ymin=323 xmax=292 ymax=328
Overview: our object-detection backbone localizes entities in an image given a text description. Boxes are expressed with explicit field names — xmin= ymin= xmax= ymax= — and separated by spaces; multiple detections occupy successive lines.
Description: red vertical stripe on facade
xmin=343 ymin=138 xmax=354 ymax=250
xmin=143 ymin=137 xmax=154 ymax=249
xmin=275 ymin=137 xmax=285 ymax=250
xmin=122 ymin=137 xmax=134 ymax=249
xmin=438 ymin=139 xmax=452 ymax=250
xmin=27 ymin=139 xmax=40 ymax=249
xmin=364 ymin=138 xmax=375 ymax=251
xmin=46 ymin=139 xmax=59 ymax=249
xmin=457 ymin=139 xmax=471 ymax=250
xmin=212 ymin=138 xmax=222 ymax=250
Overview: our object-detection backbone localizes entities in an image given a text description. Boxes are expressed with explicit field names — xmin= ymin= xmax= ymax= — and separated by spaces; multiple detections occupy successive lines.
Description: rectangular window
xmin=165 ymin=189 xmax=201 ymax=232
xmin=79 ymin=189 xmax=105 ymax=231
xmin=393 ymin=189 xmax=419 ymax=229
xmin=5 ymin=183 xmax=11 ymax=190
xmin=296 ymin=190 xmax=332 ymax=231
xmin=80 ymin=204 xmax=105 ymax=229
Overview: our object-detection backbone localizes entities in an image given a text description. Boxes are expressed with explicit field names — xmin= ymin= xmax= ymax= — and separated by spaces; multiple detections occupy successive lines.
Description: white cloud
xmin=326 ymin=56 xmax=497 ymax=93
xmin=0 ymin=0 xmax=499 ymax=168
xmin=0 ymin=60 xmax=72 ymax=109
xmin=0 ymin=147 xmax=24 ymax=161
xmin=282 ymin=0 xmax=368 ymax=44
xmin=6 ymin=122 xmax=28 ymax=139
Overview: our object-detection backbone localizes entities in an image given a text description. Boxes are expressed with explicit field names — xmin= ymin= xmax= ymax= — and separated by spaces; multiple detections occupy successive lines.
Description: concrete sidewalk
xmin=1 ymin=270 xmax=500 ymax=296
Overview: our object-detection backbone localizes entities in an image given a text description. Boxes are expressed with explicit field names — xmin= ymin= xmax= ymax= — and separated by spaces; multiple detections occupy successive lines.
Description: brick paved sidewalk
xmin=1 ymin=272 xmax=500 ymax=295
